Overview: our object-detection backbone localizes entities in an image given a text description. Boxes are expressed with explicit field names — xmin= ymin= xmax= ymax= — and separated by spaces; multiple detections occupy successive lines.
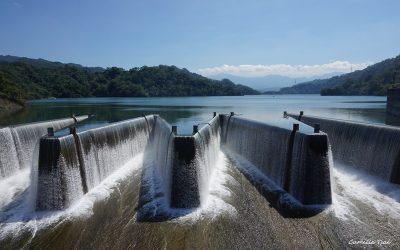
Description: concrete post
xmin=193 ymin=125 xmax=199 ymax=135
xmin=293 ymin=123 xmax=299 ymax=131
xmin=314 ymin=123 xmax=320 ymax=133
xmin=69 ymin=127 xmax=77 ymax=135
xmin=283 ymin=111 xmax=287 ymax=118
xmin=47 ymin=127 xmax=54 ymax=137
xmin=213 ymin=112 xmax=217 ymax=118
xmin=172 ymin=126 xmax=177 ymax=135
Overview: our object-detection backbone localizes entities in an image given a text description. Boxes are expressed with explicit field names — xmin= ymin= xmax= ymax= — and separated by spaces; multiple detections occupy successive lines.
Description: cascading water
xmin=293 ymin=114 xmax=400 ymax=183
xmin=35 ymin=115 xmax=155 ymax=211
xmin=12 ymin=118 xmax=83 ymax=170
xmin=146 ymin=116 xmax=174 ymax=206
xmin=36 ymin=135 xmax=84 ymax=210
xmin=194 ymin=116 xmax=221 ymax=205
xmin=0 ymin=116 xmax=88 ymax=180
xmin=221 ymin=115 xmax=331 ymax=215
xmin=137 ymin=116 xmax=174 ymax=220
xmin=0 ymin=128 xmax=19 ymax=178
xmin=221 ymin=116 xmax=291 ymax=187
xmin=77 ymin=116 xmax=152 ymax=190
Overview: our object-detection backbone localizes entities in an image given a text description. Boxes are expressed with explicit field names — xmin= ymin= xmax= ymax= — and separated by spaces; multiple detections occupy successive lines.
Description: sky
xmin=0 ymin=0 xmax=399 ymax=78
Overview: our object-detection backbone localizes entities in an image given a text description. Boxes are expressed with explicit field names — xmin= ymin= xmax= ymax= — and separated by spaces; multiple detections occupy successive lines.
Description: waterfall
xmin=77 ymin=116 xmax=152 ymax=190
xmin=221 ymin=116 xmax=291 ymax=187
xmin=221 ymin=115 xmax=331 ymax=215
xmin=291 ymin=114 xmax=400 ymax=183
xmin=0 ymin=128 xmax=19 ymax=178
xmin=0 ymin=116 xmax=88 ymax=179
xmin=36 ymin=115 xmax=154 ymax=210
xmin=194 ymin=116 xmax=221 ymax=205
xmin=36 ymin=135 xmax=84 ymax=210
xmin=147 ymin=116 xmax=174 ymax=206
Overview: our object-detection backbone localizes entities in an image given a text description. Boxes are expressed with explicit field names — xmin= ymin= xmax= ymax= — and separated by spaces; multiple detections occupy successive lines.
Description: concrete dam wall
xmin=0 ymin=115 xmax=88 ymax=179
xmin=220 ymin=115 xmax=331 ymax=216
xmin=288 ymin=112 xmax=400 ymax=184
xmin=36 ymin=113 xmax=331 ymax=218
xmin=36 ymin=115 xmax=153 ymax=210
xmin=387 ymin=88 xmax=400 ymax=117
xmin=170 ymin=115 xmax=221 ymax=208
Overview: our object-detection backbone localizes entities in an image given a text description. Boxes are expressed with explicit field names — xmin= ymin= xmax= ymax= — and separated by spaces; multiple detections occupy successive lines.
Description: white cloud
xmin=197 ymin=61 xmax=371 ymax=78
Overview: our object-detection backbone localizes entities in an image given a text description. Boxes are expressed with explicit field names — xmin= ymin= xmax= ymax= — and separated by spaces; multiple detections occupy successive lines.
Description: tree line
xmin=0 ymin=58 xmax=258 ymax=102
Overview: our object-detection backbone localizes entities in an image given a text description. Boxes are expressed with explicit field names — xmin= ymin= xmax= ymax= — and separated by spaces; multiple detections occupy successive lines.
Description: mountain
xmin=209 ymin=73 xmax=342 ymax=91
xmin=0 ymin=55 xmax=104 ymax=73
xmin=0 ymin=56 xmax=258 ymax=101
xmin=269 ymin=55 xmax=400 ymax=95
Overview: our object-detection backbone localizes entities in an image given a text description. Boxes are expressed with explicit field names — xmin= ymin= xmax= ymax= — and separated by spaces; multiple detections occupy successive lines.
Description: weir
xmin=288 ymin=112 xmax=400 ymax=184
xmin=36 ymin=113 xmax=331 ymax=218
xmin=220 ymin=114 xmax=331 ymax=216
xmin=170 ymin=115 xmax=221 ymax=208
xmin=36 ymin=115 xmax=154 ymax=210
xmin=0 ymin=115 xmax=89 ymax=179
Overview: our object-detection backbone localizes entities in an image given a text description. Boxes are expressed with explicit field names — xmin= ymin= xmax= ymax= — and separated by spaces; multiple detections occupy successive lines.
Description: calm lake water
xmin=1 ymin=94 xmax=397 ymax=134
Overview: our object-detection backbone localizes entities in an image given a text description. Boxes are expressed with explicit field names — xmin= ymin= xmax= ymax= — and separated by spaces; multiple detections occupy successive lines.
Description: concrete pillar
xmin=69 ymin=127 xmax=77 ymax=135
xmin=193 ymin=125 xmax=199 ymax=135
xmin=314 ymin=123 xmax=320 ymax=133
xmin=172 ymin=126 xmax=177 ymax=135
xmin=47 ymin=127 xmax=54 ymax=137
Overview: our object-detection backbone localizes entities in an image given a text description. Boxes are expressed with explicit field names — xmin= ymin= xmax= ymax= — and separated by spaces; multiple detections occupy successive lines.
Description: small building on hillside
xmin=387 ymin=87 xmax=400 ymax=117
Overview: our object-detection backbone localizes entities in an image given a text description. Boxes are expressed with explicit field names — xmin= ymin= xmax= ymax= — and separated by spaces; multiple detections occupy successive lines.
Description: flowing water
xmin=0 ymin=95 xmax=399 ymax=249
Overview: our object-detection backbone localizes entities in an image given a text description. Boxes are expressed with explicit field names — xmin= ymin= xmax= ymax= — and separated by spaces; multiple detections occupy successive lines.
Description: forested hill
xmin=266 ymin=55 xmax=400 ymax=96
xmin=0 ymin=56 xmax=258 ymax=101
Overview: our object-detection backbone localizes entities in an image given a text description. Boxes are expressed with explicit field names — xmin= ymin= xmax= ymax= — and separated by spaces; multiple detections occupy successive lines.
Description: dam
xmin=0 ymin=115 xmax=89 ymax=179
xmin=35 ymin=113 xmax=331 ymax=218
xmin=288 ymin=111 xmax=400 ymax=184
xmin=0 ymin=111 xmax=399 ymax=249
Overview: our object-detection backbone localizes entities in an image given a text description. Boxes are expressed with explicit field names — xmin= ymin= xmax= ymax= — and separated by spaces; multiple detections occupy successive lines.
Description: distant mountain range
xmin=0 ymin=55 xmax=104 ymax=72
xmin=0 ymin=55 xmax=258 ymax=101
xmin=267 ymin=55 xmax=400 ymax=96
xmin=208 ymin=73 xmax=342 ymax=91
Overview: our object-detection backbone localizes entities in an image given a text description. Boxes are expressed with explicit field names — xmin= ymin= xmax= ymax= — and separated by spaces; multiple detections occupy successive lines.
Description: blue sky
xmin=1 ymin=0 xmax=399 ymax=77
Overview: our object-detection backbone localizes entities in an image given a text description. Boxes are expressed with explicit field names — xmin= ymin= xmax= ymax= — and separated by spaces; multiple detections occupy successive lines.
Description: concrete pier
xmin=387 ymin=87 xmax=400 ymax=117
xmin=220 ymin=115 xmax=331 ymax=216
xmin=288 ymin=112 xmax=400 ymax=184
xmin=0 ymin=115 xmax=90 ymax=180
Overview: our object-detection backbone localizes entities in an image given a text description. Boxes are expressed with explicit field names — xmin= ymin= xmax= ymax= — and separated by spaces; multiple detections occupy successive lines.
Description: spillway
xmin=35 ymin=113 xmax=331 ymax=219
xmin=170 ymin=115 xmax=221 ymax=208
xmin=36 ymin=115 xmax=153 ymax=210
xmin=0 ymin=116 xmax=89 ymax=180
xmin=288 ymin=112 xmax=400 ymax=184
xmin=221 ymin=115 xmax=331 ymax=216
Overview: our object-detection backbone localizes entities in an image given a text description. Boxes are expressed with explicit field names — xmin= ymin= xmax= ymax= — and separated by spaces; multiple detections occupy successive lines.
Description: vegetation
xmin=266 ymin=55 xmax=400 ymax=96
xmin=0 ymin=56 xmax=258 ymax=101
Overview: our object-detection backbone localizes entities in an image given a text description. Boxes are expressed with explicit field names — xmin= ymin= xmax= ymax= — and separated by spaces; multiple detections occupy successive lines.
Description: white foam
xmin=0 ymin=169 xmax=30 ymax=210
xmin=0 ymin=154 xmax=144 ymax=240
xmin=140 ymin=150 xmax=237 ymax=222
xmin=332 ymin=162 xmax=400 ymax=221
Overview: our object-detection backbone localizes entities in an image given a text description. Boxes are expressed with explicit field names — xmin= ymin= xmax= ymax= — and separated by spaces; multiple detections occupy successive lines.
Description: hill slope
xmin=0 ymin=56 xmax=258 ymax=100
xmin=268 ymin=55 xmax=400 ymax=95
